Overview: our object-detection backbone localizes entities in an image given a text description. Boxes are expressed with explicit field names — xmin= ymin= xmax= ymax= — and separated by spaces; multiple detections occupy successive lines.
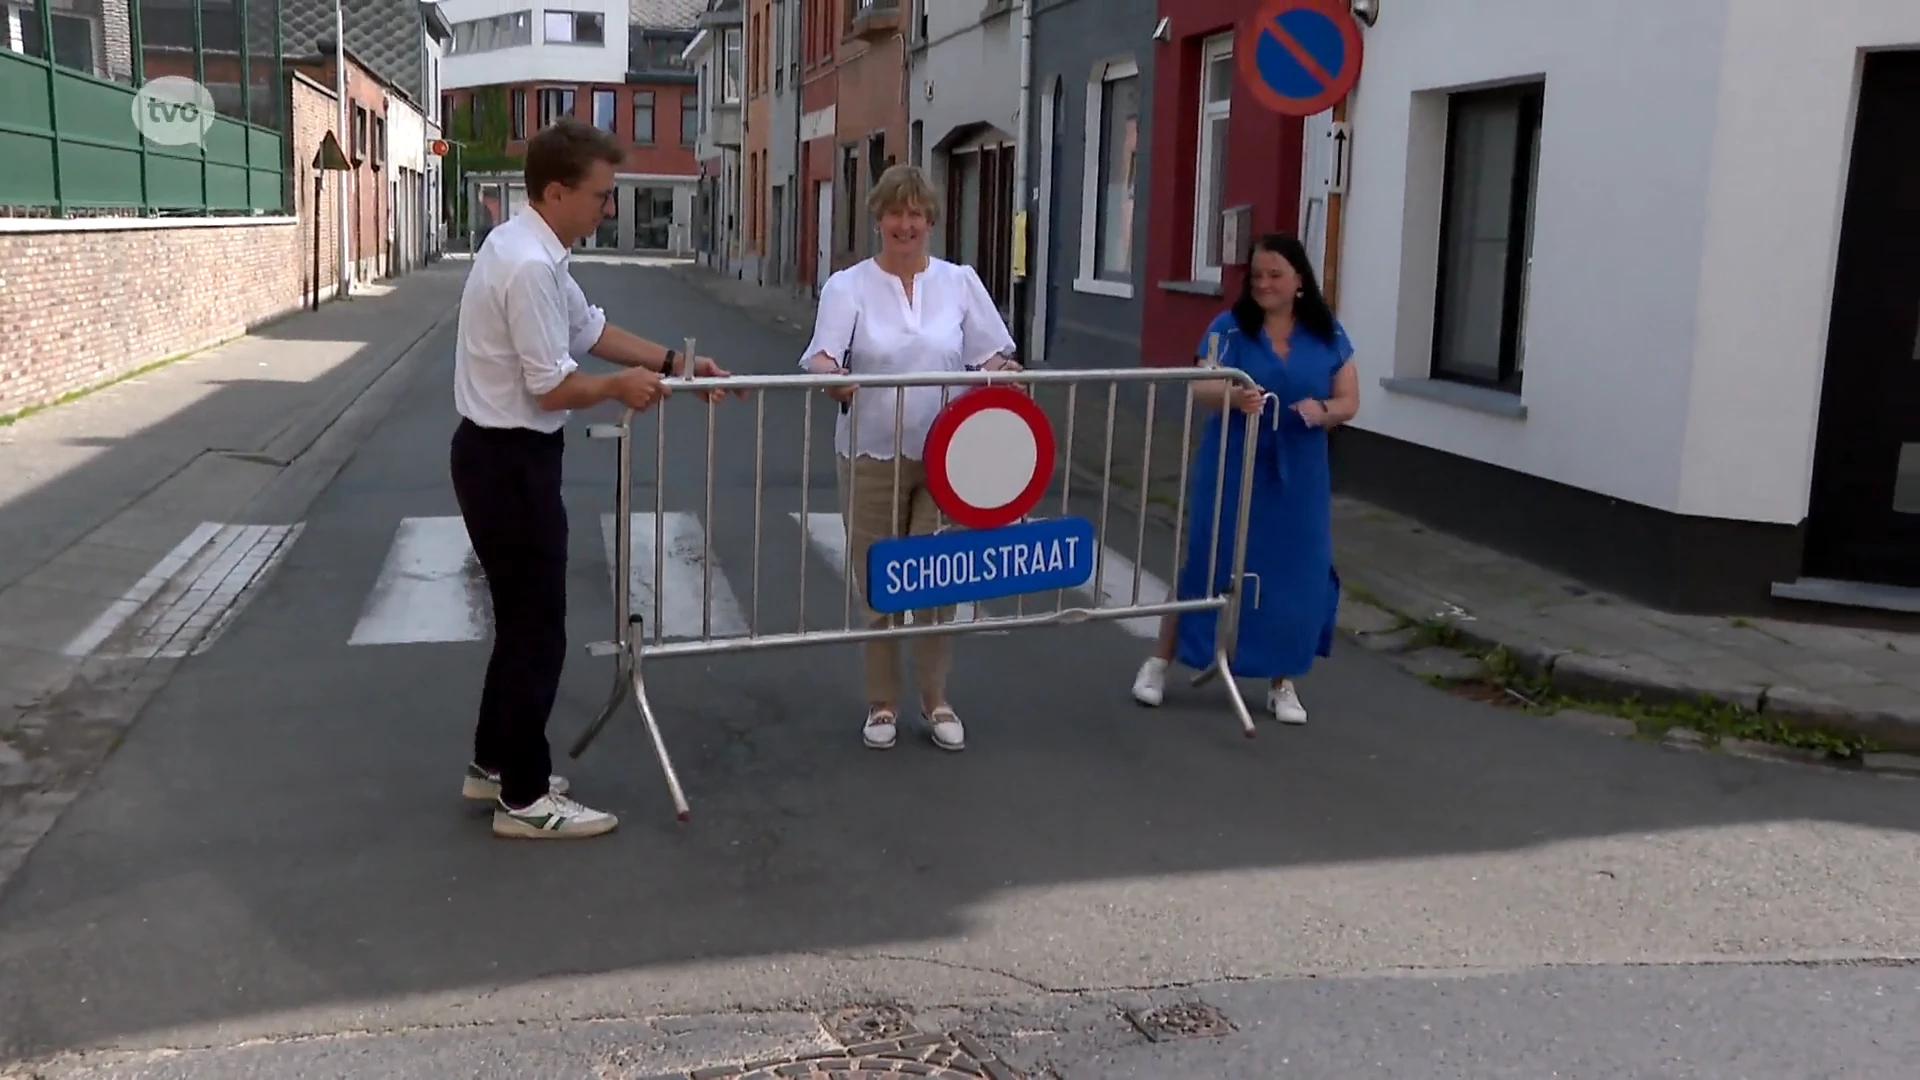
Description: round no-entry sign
xmin=923 ymin=386 xmax=1056 ymax=530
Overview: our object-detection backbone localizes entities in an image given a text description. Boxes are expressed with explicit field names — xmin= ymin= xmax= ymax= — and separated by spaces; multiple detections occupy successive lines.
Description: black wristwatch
xmin=662 ymin=348 xmax=677 ymax=371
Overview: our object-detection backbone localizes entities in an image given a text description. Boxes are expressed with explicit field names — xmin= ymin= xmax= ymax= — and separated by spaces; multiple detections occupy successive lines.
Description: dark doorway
xmin=1804 ymin=50 xmax=1920 ymax=588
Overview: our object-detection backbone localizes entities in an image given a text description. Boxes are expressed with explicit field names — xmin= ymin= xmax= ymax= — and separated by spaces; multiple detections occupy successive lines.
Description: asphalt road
xmin=0 ymin=262 xmax=1916 ymax=1078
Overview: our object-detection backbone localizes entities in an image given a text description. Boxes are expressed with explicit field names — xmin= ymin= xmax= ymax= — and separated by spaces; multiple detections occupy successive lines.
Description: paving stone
xmin=1396 ymin=646 xmax=1486 ymax=682
xmin=1719 ymin=739 xmax=1836 ymax=768
xmin=1761 ymin=686 xmax=1920 ymax=752
xmin=1862 ymin=752 xmax=1920 ymax=776
xmin=1547 ymin=709 xmax=1638 ymax=738
xmin=1335 ymin=598 xmax=1402 ymax=635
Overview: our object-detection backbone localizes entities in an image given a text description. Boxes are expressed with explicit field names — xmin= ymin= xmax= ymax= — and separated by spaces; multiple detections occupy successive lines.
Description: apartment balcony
xmin=848 ymin=0 xmax=900 ymax=40
xmin=709 ymin=101 xmax=742 ymax=148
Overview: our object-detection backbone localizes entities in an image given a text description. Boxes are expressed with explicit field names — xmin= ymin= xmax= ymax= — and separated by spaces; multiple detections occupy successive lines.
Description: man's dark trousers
xmin=449 ymin=417 xmax=568 ymax=808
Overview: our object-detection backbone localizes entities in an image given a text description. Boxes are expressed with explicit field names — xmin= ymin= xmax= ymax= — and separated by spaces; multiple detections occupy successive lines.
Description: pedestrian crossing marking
xmin=348 ymin=516 xmax=488 ymax=645
xmin=341 ymin=511 xmax=1175 ymax=647
xmin=599 ymin=512 xmax=751 ymax=640
xmin=792 ymin=512 xmax=983 ymax=626
xmin=1084 ymin=545 xmax=1170 ymax=640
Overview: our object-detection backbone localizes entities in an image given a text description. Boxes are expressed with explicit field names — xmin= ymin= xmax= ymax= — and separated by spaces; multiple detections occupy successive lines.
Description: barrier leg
xmin=568 ymin=409 xmax=693 ymax=822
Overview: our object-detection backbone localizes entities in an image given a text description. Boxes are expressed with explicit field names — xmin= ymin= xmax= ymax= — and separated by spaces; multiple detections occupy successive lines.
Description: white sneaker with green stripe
xmin=492 ymin=792 xmax=619 ymax=839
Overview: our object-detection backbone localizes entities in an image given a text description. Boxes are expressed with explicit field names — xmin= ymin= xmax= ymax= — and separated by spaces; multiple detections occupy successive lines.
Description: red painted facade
xmin=1140 ymin=0 xmax=1307 ymax=367
xmin=796 ymin=0 xmax=840 ymax=290
xmin=445 ymin=81 xmax=701 ymax=178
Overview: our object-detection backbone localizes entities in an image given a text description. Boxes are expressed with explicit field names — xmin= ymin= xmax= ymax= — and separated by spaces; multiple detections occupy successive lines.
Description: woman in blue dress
xmin=1131 ymin=233 xmax=1360 ymax=725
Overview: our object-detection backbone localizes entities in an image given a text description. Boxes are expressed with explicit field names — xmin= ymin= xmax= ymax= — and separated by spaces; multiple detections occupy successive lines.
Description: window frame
xmin=632 ymin=90 xmax=656 ymax=144
xmin=1189 ymin=31 xmax=1233 ymax=284
xmin=722 ymin=26 xmax=743 ymax=103
xmin=543 ymin=9 xmax=604 ymax=45
xmin=1074 ymin=54 xmax=1139 ymax=298
xmin=1428 ymin=81 xmax=1543 ymax=394
xmin=680 ymin=88 xmax=698 ymax=145
xmin=591 ymin=87 xmax=616 ymax=133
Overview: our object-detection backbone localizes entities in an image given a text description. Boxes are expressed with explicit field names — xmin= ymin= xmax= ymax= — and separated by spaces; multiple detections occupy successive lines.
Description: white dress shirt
xmin=798 ymin=256 xmax=1017 ymax=460
xmin=453 ymin=207 xmax=608 ymax=433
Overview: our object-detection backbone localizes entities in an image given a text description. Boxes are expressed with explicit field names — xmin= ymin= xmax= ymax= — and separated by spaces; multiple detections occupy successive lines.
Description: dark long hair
xmin=1229 ymin=232 xmax=1337 ymax=345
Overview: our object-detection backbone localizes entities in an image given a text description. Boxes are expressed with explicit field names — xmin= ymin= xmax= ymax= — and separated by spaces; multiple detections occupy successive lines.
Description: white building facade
xmin=437 ymin=0 xmax=631 ymax=89
xmin=907 ymin=0 xmax=1020 ymax=315
xmin=1325 ymin=0 xmax=1920 ymax=616
xmin=684 ymin=0 xmax=742 ymax=272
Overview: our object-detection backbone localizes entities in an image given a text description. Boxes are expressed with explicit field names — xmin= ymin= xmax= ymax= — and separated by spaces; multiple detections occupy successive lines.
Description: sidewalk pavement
xmin=0 ymin=263 xmax=468 ymax=885
xmin=671 ymin=263 xmax=1920 ymax=770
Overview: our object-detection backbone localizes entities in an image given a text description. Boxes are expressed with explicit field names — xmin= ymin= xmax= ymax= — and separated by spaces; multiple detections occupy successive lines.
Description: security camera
xmin=1350 ymin=0 xmax=1378 ymax=27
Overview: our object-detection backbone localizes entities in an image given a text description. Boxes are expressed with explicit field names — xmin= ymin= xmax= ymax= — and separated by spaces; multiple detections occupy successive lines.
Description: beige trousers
xmin=837 ymin=454 xmax=956 ymax=706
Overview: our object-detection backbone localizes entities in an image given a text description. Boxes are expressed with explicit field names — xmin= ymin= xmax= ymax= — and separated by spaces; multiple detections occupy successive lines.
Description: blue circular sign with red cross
xmin=1239 ymin=0 xmax=1364 ymax=117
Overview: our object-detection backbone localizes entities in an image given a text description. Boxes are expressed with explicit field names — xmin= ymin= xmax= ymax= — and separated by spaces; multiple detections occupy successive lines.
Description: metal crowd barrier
xmin=569 ymin=336 xmax=1273 ymax=822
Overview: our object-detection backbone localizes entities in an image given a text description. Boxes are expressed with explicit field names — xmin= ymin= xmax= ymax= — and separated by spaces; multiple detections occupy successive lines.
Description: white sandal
xmin=863 ymin=706 xmax=898 ymax=749
xmin=924 ymin=706 xmax=965 ymax=751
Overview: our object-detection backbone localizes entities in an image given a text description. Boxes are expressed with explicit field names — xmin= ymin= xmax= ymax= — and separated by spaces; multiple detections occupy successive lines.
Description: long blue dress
xmin=1173 ymin=310 xmax=1352 ymax=680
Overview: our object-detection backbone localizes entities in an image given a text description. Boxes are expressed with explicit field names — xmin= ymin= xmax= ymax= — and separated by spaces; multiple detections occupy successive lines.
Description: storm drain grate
xmin=662 ymin=1030 xmax=1025 ymax=1079
xmin=1126 ymin=1001 xmax=1237 ymax=1043
xmin=825 ymin=1004 xmax=917 ymax=1046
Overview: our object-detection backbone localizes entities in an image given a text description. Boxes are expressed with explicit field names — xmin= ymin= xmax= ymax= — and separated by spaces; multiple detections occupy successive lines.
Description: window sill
xmin=1158 ymin=279 xmax=1222 ymax=297
xmin=1072 ymin=277 xmax=1132 ymax=298
xmin=1378 ymin=376 xmax=1527 ymax=419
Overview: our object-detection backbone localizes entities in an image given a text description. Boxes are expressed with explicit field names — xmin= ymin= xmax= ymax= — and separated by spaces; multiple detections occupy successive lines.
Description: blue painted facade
xmin=1021 ymin=0 xmax=1155 ymax=371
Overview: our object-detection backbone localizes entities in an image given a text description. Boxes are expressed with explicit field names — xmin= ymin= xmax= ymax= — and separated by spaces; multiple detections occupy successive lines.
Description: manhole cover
xmin=824 ymin=1004 xmax=916 ymax=1046
xmin=1126 ymin=1002 xmax=1236 ymax=1043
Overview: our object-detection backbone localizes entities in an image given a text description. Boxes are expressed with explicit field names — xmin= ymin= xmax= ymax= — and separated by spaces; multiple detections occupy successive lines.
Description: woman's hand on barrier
xmin=981 ymin=354 xmax=1027 ymax=394
xmin=825 ymin=368 xmax=858 ymax=404
xmin=1229 ymin=384 xmax=1266 ymax=415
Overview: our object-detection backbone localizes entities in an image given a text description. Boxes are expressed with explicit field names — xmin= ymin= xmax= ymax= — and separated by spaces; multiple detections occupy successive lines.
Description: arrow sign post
xmin=1239 ymin=0 xmax=1364 ymax=117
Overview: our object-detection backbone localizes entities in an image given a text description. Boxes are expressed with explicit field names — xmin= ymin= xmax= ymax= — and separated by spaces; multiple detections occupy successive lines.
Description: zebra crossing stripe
xmin=348 ymin=516 xmax=489 ymax=645
xmin=599 ymin=512 xmax=751 ymax=640
xmin=791 ymin=512 xmax=985 ymax=626
xmin=345 ymin=512 xmax=1176 ymax=647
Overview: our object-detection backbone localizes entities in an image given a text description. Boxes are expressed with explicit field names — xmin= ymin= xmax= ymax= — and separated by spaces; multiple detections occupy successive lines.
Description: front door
xmin=1805 ymin=50 xmax=1920 ymax=587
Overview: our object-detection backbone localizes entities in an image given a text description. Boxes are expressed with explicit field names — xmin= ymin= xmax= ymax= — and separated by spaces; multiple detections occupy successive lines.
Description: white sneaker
xmin=863 ymin=707 xmax=898 ymax=750
xmin=1267 ymin=680 xmax=1308 ymax=725
xmin=925 ymin=706 xmax=965 ymax=751
xmin=492 ymin=792 xmax=618 ymax=839
xmin=1132 ymin=657 xmax=1168 ymax=706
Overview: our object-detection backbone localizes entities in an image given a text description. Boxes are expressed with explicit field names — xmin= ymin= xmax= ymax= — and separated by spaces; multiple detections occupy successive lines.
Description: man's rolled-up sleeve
xmin=502 ymin=260 xmax=581 ymax=397
xmin=562 ymin=272 xmax=609 ymax=357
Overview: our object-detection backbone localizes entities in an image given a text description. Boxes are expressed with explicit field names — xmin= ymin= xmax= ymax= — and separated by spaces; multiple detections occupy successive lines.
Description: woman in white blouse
xmin=799 ymin=164 xmax=1021 ymax=753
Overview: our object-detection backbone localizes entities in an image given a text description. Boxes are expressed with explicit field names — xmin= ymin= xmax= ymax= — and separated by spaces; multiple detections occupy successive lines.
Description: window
xmin=511 ymin=88 xmax=526 ymax=139
xmin=536 ymin=87 xmax=574 ymax=128
xmin=633 ymin=91 xmax=655 ymax=143
xmin=544 ymin=9 xmax=604 ymax=44
xmin=1191 ymin=33 xmax=1233 ymax=282
xmin=1077 ymin=57 xmax=1138 ymax=292
xmin=592 ymin=89 xmax=615 ymax=132
xmin=681 ymin=89 xmax=698 ymax=144
xmin=723 ymin=27 xmax=742 ymax=102
xmin=447 ymin=10 xmax=532 ymax=55
xmin=1431 ymin=83 xmax=1543 ymax=392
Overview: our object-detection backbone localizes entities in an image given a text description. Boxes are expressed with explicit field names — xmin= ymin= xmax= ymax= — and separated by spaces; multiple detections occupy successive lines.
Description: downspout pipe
xmin=1010 ymin=0 xmax=1034 ymax=352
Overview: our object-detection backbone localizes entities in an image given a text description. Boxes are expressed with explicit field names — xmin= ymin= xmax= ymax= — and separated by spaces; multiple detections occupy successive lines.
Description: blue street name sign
xmin=866 ymin=516 xmax=1097 ymax=615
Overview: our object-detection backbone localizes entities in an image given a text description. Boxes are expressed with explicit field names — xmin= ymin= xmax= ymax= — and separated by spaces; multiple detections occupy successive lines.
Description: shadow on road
xmin=1 ymin=265 xmax=1915 ymax=1066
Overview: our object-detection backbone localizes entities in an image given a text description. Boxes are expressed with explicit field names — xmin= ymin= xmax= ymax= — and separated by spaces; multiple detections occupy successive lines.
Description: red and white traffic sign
xmin=922 ymin=386 xmax=1056 ymax=530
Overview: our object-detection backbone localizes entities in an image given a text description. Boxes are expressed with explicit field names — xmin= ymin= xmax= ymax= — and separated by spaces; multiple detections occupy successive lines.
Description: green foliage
xmin=445 ymin=86 xmax=524 ymax=234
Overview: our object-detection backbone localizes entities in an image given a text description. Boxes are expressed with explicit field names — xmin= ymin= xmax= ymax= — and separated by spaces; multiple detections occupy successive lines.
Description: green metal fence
xmin=0 ymin=0 xmax=286 ymax=216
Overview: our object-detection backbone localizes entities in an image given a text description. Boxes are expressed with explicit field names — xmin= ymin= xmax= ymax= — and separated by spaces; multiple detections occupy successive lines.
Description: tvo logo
xmin=131 ymin=76 xmax=217 ymax=146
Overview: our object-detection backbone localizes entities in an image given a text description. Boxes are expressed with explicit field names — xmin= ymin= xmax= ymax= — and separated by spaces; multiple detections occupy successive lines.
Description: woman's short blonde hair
xmin=867 ymin=163 xmax=941 ymax=224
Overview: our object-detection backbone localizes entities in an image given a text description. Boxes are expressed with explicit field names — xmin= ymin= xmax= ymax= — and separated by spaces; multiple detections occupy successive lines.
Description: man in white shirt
xmin=451 ymin=117 xmax=733 ymax=840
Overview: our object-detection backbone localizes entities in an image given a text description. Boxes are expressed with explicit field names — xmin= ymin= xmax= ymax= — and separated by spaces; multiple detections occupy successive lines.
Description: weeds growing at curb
xmin=1428 ymin=642 xmax=1883 ymax=760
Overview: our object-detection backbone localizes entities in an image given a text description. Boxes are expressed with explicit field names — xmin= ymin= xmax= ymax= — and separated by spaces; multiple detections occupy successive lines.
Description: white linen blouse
xmin=798 ymin=256 xmax=1017 ymax=461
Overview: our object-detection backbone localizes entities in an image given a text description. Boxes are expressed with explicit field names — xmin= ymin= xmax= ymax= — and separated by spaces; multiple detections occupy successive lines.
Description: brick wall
xmin=287 ymin=50 xmax=390 ymax=285
xmin=0 ymin=73 xmax=358 ymax=420
xmin=289 ymin=71 xmax=345 ymax=304
xmin=0 ymin=220 xmax=302 ymax=418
